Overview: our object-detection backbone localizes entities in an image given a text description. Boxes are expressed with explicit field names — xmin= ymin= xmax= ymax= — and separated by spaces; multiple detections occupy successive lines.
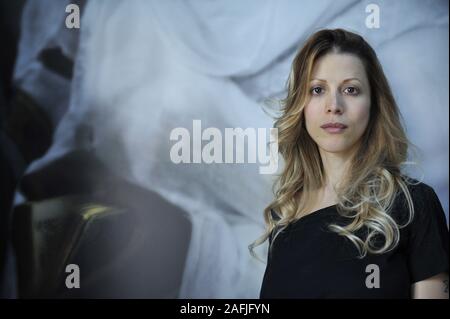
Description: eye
xmin=311 ymin=86 xmax=324 ymax=95
xmin=343 ymin=86 xmax=359 ymax=95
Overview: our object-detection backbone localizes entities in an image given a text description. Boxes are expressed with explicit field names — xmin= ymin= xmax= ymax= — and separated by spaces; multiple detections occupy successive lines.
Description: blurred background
xmin=0 ymin=0 xmax=448 ymax=298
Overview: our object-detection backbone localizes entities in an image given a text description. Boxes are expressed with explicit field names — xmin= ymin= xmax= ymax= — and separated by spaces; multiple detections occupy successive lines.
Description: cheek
xmin=303 ymin=102 xmax=320 ymax=130
xmin=353 ymin=101 xmax=371 ymax=131
xmin=345 ymin=104 xmax=370 ymax=142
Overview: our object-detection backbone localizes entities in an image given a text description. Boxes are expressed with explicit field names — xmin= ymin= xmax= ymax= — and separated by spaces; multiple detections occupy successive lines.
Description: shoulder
xmin=404 ymin=177 xmax=435 ymax=197
xmin=391 ymin=176 xmax=446 ymax=225
xmin=397 ymin=178 xmax=449 ymax=282
xmin=396 ymin=176 xmax=440 ymax=207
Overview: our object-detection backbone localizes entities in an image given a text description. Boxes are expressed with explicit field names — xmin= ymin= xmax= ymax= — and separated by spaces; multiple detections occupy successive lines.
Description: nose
xmin=326 ymin=91 xmax=343 ymax=114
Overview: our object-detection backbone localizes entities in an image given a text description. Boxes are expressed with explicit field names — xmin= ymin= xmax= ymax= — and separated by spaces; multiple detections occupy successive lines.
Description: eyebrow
xmin=311 ymin=78 xmax=362 ymax=83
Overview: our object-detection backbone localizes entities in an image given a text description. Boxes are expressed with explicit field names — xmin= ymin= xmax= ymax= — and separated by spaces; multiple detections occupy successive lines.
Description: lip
xmin=320 ymin=122 xmax=347 ymax=134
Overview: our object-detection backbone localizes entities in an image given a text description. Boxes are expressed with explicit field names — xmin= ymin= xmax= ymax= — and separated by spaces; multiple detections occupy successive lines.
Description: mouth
xmin=320 ymin=122 xmax=348 ymax=134
xmin=322 ymin=126 xmax=347 ymax=134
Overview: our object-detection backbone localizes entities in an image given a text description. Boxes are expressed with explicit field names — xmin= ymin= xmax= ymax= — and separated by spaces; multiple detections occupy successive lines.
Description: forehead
xmin=311 ymin=53 xmax=367 ymax=81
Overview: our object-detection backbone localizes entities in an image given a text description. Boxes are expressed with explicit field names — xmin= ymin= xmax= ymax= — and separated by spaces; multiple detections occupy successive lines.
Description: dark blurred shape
xmin=38 ymin=47 xmax=74 ymax=80
xmin=14 ymin=150 xmax=192 ymax=298
xmin=0 ymin=0 xmax=27 ymax=297
xmin=13 ymin=196 xmax=130 ymax=298
xmin=3 ymin=89 xmax=54 ymax=165
xmin=20 ymin=150 xmax=109 ymax=201
xmin=0 ymin=0 xmax=26 ymax=117
xmin=1 ymin=89 xmax=53 ymax=294
xmin=0 ymin=130 xmax=25 ymax=297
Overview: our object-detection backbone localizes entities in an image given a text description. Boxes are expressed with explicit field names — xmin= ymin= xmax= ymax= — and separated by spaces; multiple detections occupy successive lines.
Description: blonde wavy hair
xmin=250 ymin=28 xmax=420 ymax=260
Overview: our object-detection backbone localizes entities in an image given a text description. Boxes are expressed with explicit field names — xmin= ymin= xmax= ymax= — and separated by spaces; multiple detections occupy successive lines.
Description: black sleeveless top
xmin=260 ymin=181 xmax=449 ymax=299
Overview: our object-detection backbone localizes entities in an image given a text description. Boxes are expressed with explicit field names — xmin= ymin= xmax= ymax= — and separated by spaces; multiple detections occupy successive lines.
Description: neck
xmin=318 ymin=147 xmax=356 ymax=191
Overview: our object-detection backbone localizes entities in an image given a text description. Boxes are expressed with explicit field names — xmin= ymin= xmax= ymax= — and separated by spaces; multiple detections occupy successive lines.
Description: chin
xmin=317 ymin=142 xmax=353 ymax=154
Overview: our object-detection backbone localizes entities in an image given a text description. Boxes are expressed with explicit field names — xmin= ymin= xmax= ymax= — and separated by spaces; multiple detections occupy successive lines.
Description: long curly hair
xmin=250 ymin=29 xmax=419 ymax=260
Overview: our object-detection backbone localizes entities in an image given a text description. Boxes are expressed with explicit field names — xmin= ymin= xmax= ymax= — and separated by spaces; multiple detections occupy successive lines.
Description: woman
xmin=251 ymin=29 xmax=449 ymax=299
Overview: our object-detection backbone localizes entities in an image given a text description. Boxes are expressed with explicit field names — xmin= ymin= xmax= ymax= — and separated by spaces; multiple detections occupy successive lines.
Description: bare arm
xmin=412 ymin=272 xmax=449 ymax=299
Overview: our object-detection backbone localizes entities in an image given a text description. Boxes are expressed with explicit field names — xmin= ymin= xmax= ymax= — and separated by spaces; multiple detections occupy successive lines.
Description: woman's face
xmin=304 ymin=53 xmax=371 ymax=158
